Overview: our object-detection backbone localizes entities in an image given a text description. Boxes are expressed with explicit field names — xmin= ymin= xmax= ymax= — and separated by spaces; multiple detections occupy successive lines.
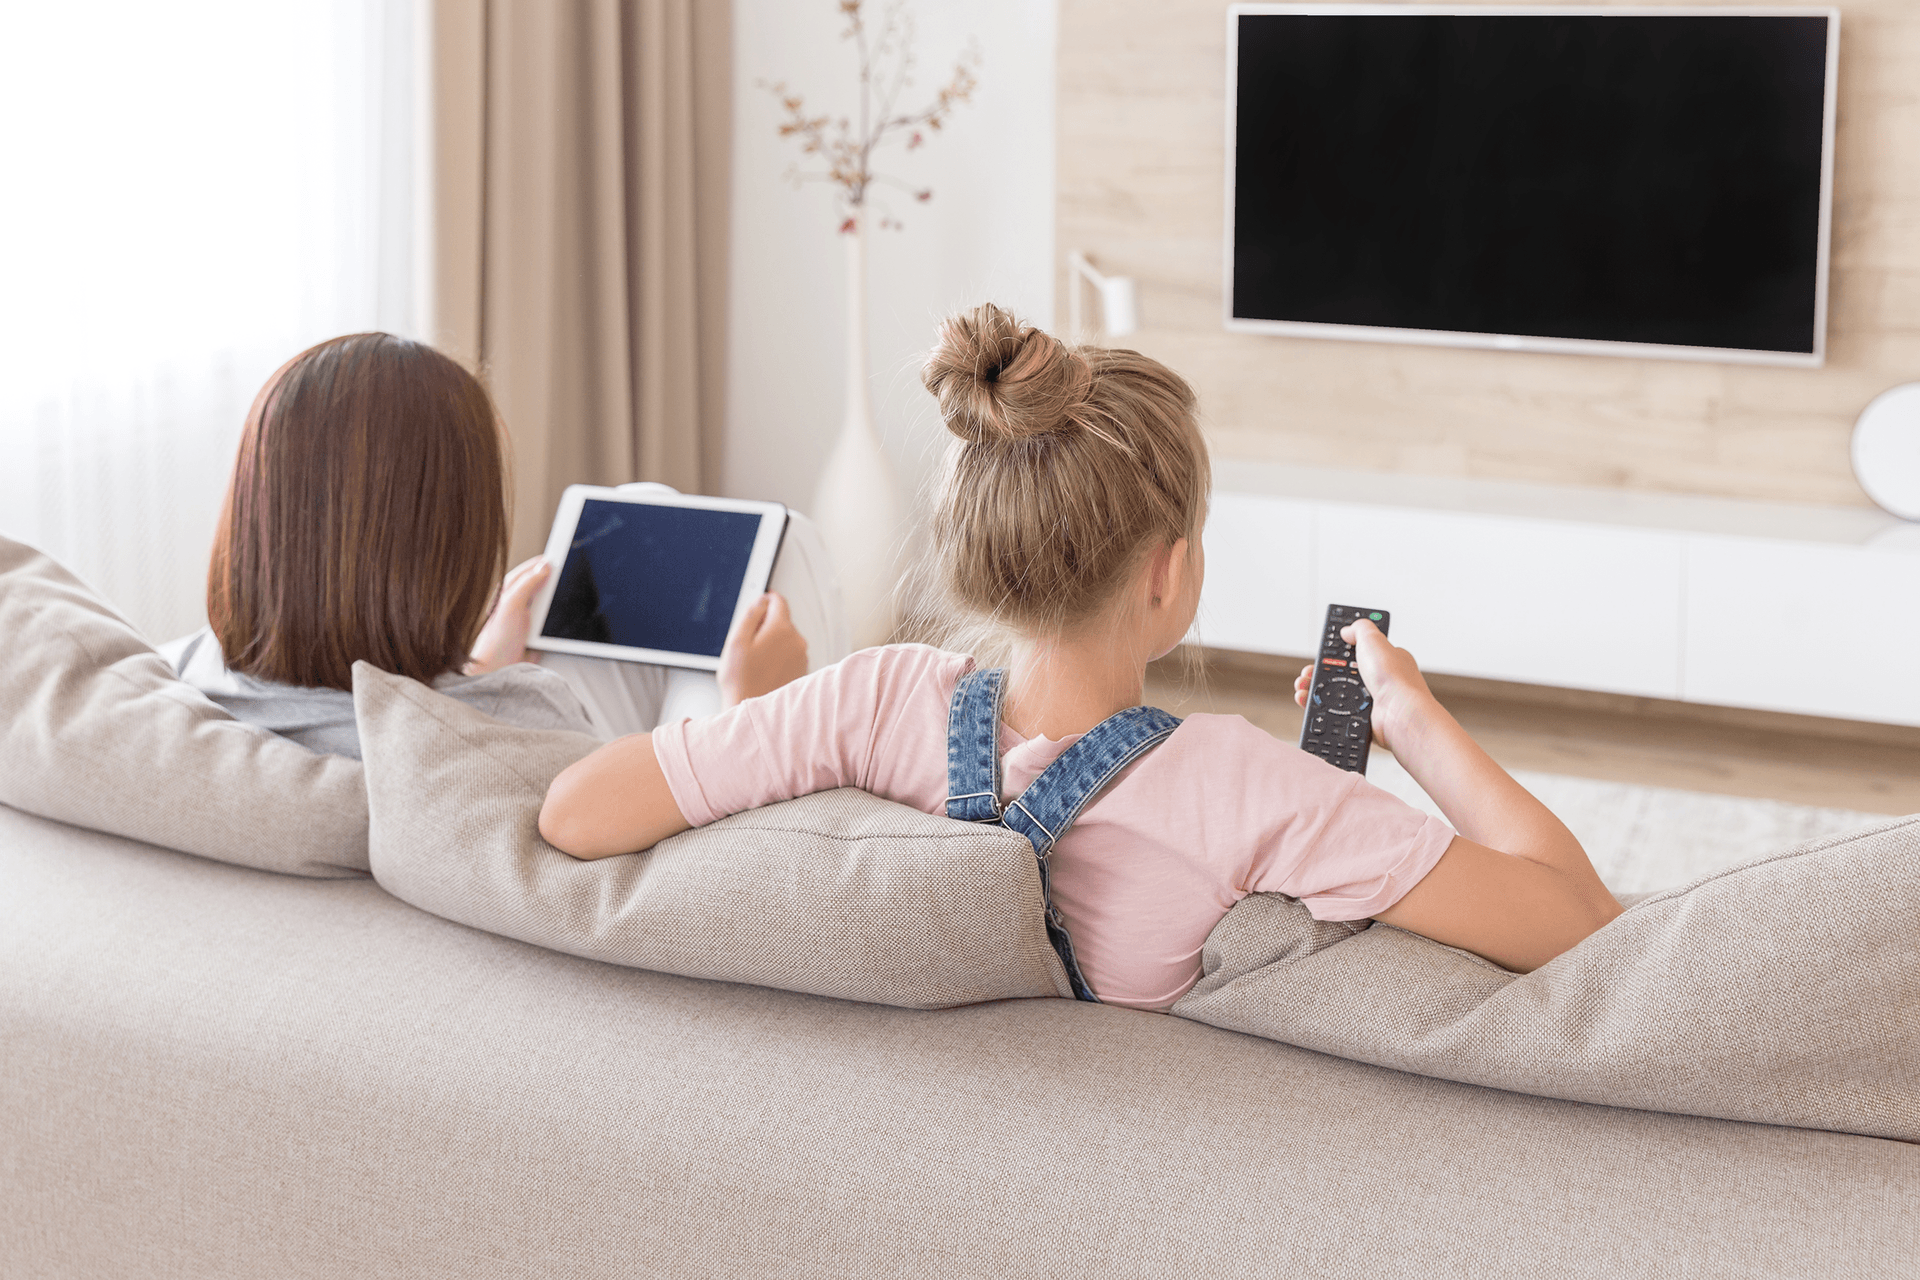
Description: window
xmin=0 ymin=0 xmax=418 ymax=641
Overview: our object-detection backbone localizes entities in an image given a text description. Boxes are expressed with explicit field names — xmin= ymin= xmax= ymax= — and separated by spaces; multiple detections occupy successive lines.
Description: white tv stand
xmin=1196 ymin=460 xmax=1920 ymax=728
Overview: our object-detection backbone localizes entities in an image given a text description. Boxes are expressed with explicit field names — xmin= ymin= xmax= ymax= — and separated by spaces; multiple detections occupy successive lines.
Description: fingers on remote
xmin=1299 ymin=604 xmax=1389 ymax=774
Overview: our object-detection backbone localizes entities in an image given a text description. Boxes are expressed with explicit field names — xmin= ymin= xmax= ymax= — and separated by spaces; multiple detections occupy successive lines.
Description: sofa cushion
xmin=0 ymin=534 xmax=368 ymax=877
xmin=1173 ymin=814 xmax=1920 ymax=1143
xmin=353 ymin=662 xmax=1073 ymax=1008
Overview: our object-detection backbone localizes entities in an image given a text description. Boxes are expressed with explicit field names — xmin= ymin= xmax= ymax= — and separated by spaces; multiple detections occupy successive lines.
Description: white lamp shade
xmin=1099 ymin=276 xmax=1138 ymax=337
xmin=1852 ymin=382 xmax=1920 ymax=521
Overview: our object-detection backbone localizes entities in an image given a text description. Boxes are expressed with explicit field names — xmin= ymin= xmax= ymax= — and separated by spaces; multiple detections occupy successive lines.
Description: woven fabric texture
xmin=0 ymin=533 xmax=368 ymax=877
xmin=354 ymin=661 xmax=1074 ymax=1008
xmin=1174 ymin=815 xmax=1920 ymax=1142
xmin=5 ymin=801 xmax=1916 ymax=1279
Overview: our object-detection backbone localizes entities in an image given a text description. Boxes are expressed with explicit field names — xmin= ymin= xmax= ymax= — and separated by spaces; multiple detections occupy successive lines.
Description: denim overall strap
xmin=943 ymin=667 xmax=1007 ymax=824
xmin=943 ymin=666 xmax=1181 ymax=1003
xmin=998 ymin=705 xmax=1182 ymax=859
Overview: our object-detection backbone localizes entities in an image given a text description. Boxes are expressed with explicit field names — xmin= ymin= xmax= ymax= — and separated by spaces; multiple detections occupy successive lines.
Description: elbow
xmin=1578 ymin=885 xmax=1628 ymax=941
xmin=536 ymin=798 xmax=583 ymax=858
xmin=1517 ymin=889 xmax=1626 ymax=973
xmin=538 ymin=764 xmax=598 ymax=859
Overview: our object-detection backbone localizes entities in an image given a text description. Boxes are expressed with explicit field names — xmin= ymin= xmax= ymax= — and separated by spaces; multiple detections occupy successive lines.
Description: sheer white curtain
xmin=0 ymin=1 xmax=418 ymax=642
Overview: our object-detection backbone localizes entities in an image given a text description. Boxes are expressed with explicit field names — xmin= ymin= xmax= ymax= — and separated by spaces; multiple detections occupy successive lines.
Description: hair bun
xmin=922 ymin=303 xmax=1091 ymax=444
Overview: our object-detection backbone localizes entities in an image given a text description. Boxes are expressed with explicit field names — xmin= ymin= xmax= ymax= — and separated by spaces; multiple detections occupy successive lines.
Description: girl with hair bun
xmin=542 ymin=304 xmax=1622 ymax=1009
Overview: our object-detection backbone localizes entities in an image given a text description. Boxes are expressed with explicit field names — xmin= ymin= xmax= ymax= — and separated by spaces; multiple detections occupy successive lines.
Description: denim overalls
xmin=943 ymin=668 xmax=1181 ymax=1002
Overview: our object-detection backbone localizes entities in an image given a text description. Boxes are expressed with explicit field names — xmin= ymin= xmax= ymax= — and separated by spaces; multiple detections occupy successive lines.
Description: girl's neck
xmin=1001 ymin=627 xmax=1149 ymax=742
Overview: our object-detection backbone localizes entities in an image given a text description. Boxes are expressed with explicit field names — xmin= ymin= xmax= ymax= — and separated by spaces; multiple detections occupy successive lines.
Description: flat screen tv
xmin=1227 ymin=6 xmax=1839 ymax=366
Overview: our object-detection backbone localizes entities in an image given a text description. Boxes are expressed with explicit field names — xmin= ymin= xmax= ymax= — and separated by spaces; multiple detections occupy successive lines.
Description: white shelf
xmin=1196 ymin=462 xmax=1920 ymax=726
xmin=1212 ymin=459 xmax=1914 ymax=546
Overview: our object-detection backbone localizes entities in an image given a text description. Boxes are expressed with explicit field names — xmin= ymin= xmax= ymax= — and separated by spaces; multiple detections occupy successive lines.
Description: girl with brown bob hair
xmin=167 ymin=332 xmax=808 ymax=758
xmin=537 ymin=303 xmax=1623 ymax=1010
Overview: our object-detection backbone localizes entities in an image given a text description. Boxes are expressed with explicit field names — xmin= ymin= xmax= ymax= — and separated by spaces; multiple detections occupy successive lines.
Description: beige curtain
xmin=428 ymin=0 xmax=731 ymax=560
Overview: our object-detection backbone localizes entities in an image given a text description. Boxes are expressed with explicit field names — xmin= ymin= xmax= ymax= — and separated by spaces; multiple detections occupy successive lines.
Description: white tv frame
xmin=1223 ymin=5 xmax=1841 ymax=368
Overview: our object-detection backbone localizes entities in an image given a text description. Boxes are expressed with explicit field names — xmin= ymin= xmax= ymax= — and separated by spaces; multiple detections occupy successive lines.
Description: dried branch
xmin=763 ymin=0 xmax=981 ymax=231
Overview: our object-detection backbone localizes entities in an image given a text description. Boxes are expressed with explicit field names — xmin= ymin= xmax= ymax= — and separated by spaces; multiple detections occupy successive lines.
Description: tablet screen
xmin=540 ymin=499 xmax=764 ymax=658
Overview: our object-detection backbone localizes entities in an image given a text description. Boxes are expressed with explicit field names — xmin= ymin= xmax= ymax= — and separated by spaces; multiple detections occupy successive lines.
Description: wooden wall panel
xmin=1057 ymin=0 xmax=1920 ymax=506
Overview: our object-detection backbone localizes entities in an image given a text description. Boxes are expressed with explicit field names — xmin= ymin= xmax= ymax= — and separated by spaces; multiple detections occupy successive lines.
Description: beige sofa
xmin=5 ymin=800 xmax=1917 ymax=1278
xmin=4 ymin=533 xmax=1917 ymax=1275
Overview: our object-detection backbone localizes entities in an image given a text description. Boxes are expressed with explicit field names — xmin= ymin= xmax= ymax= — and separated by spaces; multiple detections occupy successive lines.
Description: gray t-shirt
xmin=163 ymin=629 xmax=597 ymax=760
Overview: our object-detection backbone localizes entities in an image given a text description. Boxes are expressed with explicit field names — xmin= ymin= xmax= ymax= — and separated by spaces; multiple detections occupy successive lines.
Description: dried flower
xmin=763 ymin=0 xmax=981 ymax=232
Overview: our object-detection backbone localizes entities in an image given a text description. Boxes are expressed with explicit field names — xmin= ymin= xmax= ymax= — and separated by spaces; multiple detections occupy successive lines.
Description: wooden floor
xmin=1146 ymin=649 xmax=1920 ymax=816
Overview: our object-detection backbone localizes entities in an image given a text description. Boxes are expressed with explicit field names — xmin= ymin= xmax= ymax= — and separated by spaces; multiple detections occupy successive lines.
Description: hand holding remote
xmin=1339 ymin=619 xmax=1438 ymax=755
xmin=1293 ymin=616 xmax=1436 ymax=758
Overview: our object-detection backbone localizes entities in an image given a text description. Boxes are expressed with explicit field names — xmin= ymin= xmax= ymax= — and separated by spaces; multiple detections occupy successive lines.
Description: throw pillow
xmin=353 ymin=661 xmax=1073 ymax=1008
xmin=1172 ymin=816 xmax=1920 ymax=1142
xmin=0 ymin=535 xmax=369 ymax=877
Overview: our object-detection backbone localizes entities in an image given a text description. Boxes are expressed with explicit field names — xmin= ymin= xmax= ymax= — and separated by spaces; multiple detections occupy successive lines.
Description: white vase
xmin=809 ymin=211 xmax=907 ymax=650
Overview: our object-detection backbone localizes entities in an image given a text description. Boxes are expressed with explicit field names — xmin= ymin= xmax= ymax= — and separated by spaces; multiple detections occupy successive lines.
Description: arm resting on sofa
xmin=1333 ymin=619 xmax=1624 ymax=972
xmin=1377 ymin=837 xmax=1623 ymax=973
xmin=542 ymin=732 xmax=692 ymax=859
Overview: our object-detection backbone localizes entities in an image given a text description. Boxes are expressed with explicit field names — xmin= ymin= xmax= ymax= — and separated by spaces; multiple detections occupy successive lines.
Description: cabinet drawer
xmin=1684 ymin=537 xmax=1920 ymax=725
xmin=1193 ymin=492 xmax=1316 ymax=655
xmin=1315 ymin=504 xmax=1685 ymax=698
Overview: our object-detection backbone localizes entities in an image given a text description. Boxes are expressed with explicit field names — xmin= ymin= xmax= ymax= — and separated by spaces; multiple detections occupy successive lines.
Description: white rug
xmin=1366 ymin=755 xmax=1890 ymax=896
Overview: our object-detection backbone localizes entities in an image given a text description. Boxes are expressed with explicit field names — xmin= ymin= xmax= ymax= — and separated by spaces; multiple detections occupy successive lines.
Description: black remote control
xmin=1298 ymin=604 xmax=1391 ymax=774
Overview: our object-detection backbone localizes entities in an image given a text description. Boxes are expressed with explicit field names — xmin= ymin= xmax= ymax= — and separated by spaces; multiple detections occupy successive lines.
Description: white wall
xmin=723 ymin=0 xmax=1057 ymax=514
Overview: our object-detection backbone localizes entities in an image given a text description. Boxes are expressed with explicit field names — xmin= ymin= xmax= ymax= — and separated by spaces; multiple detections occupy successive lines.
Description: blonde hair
xmin=916 ymin=303 xmax=1209 ymax=645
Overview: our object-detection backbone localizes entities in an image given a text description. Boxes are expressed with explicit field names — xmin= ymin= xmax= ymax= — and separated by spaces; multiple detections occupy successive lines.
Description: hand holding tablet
xmin=715 ymin=591 xmax=809 ymax=705
xmin=467 ymin=555 xmax=555 ymax=674
xmin=527 ymin=486 xmax=790 ymax=672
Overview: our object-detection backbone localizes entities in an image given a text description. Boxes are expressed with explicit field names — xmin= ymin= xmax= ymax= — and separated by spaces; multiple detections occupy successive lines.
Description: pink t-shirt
xmin=653 ymin=645 xmax=1454 ymax=1011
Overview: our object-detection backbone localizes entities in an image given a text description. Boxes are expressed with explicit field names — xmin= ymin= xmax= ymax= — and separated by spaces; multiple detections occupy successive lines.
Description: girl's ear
xmin=1140 ymin=539 xmax=1171 ymax=607
xmin=1156 ymin=536 xmax=1192 ymax=610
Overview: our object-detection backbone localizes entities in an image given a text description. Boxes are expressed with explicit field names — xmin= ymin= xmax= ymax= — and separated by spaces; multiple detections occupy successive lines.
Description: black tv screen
xmin=1228 ymin=7 xmax=1837 ymax=364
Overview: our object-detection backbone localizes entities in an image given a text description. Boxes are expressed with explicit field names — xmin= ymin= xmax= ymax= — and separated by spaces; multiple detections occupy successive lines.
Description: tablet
xmin=526 ymin=485 xmax=788 ymax=671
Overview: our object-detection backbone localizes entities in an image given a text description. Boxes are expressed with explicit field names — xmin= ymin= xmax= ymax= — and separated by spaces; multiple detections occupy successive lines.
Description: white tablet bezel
xmin=525 ymin=485 xmax=789 ymax=672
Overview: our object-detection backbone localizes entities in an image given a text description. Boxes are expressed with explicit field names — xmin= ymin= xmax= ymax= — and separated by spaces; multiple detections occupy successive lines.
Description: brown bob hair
xmin=207 ymin=332 xmax=510 ymax=691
